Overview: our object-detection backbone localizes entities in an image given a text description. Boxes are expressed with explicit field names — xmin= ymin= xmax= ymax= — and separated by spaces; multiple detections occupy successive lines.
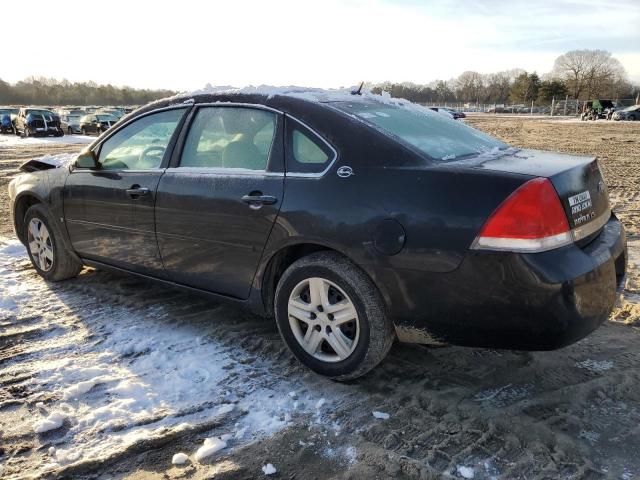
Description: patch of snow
xmin=0 ymin=134 xmax=92 ymax=148
xmin=172 ymin=453 xmax=189 ymax=465
xmin=579 ymin=430 xmax=601 ymax=444
xmin=457 ymin=465 xmax=475 ymax=479
xmin=32 ymin=152 xmax=79 ymax=169
xmin=372 ymin=411 xmax=390 ymax=420
xmin=194 ymin=437 xmax=227 ymax=461
xmin=577 ymin=359 xmax=614 ymax=373
xmin=217 ymin=403 xmax=234 ymax=415
xmin=62 ymin=380 xmax=97 ymax=400
xmin=34 ymin=412 xmax=66 ymax=433
xmin=0 ymin=235 xmax=352 ymax=477
xmin=262 ymin=463 xmax=277 ymax=475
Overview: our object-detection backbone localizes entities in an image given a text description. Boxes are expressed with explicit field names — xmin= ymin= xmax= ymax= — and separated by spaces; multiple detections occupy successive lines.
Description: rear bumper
xmin=389 ymin=215 xmax=627 ymax=350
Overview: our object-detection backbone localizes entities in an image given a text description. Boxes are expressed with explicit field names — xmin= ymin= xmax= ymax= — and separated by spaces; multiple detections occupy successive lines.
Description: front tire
xmin=24 ymin=204 xmax=82 ymax=281
xmin=275 ymin=252 xmax=395 ymax=381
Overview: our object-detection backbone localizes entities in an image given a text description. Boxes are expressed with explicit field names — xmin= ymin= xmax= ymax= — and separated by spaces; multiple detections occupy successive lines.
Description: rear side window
xmin=180 ymin=107 xmax=277 ymax=171
xmin=286 ymin=121 xmax=334 ymax=174
xmin=293 ymin=130 xmax=329 ymax=164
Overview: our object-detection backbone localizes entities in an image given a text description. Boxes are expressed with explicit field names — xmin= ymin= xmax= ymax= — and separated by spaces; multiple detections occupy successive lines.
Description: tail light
xmin=472 ymin=177 xmax=572 ymax=253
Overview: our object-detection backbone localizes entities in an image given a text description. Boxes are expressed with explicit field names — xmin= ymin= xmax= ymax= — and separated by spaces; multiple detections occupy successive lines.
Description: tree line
xmin=0 ymin=77 xmax=176 ymax=106
xmin=370 ymin=50 xmax=638 ymax=106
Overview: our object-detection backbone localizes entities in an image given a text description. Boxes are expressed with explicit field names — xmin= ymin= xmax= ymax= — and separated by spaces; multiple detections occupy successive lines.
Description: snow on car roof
xmin=165 ymin=84 xmax=442 ymax=119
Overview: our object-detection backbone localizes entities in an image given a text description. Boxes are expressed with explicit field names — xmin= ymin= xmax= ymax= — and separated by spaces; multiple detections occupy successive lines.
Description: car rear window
xmin=331 ymin=101 xmax=506 ymax=161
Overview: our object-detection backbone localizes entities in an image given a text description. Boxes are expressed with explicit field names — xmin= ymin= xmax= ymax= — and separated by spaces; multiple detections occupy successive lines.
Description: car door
xmin=155 ymin=105 xmax=284 ymax=299
xmin=63 ymin=107 xmax=188 ymax=275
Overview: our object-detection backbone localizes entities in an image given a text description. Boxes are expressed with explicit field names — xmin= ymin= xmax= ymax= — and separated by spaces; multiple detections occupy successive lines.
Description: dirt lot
xmin=0 ymin=117 xmax=639 ymax=480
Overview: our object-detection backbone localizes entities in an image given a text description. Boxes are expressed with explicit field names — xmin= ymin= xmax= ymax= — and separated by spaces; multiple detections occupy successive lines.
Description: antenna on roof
xmin=351 ymin=82 xmax=364 ymax=96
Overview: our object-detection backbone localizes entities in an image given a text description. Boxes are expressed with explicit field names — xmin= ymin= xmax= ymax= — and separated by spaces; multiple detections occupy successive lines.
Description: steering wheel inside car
xmin=138 ymin=145 xmax=166 ymax=168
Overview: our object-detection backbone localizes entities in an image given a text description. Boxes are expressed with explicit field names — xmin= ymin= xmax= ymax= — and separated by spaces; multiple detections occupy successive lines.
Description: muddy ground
xmin=0 ymin=117 xmax=639 ymax=480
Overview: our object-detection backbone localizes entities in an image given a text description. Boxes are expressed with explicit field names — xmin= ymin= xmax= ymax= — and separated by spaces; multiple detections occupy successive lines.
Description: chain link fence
xmin=420 ymin=97 xmax=639 ymax=116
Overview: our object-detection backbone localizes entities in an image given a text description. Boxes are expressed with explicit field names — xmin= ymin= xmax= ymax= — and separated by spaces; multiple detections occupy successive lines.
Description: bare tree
xmin=456 ymin=71 xmax=484 ymax=103
xmin=551 ymin=49 xmax=627 ymax=99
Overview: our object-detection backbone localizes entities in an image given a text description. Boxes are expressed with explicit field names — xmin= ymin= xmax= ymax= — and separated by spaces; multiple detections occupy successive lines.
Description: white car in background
xmin=612 ymin=105 xmax=640 ymax=121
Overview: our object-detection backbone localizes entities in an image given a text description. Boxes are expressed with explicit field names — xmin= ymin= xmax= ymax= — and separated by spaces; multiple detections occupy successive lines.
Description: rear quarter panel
xmin=258 ymin=107 xmax=531 ymax=319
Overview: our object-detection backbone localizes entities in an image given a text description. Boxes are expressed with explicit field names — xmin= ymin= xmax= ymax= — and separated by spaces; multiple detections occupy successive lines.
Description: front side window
xmin=180 ymin=107 xmax=277 ymax=171
xmin=332 ymin=101 xmax=506 ymax=161
xmin=98 ymin=108 xmax=185 ymax=170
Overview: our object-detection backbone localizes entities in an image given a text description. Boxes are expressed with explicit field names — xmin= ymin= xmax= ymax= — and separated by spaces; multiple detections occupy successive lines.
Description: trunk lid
xmin=452 ymin=148 xmax=611 ymax=241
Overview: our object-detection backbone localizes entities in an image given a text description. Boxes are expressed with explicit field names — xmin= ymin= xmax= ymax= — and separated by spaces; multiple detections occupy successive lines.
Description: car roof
xmin=133 ymin=87 xmax=394 ymax=120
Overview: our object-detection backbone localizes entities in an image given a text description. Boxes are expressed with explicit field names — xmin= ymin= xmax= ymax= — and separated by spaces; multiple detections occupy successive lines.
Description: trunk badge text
xmin=337 ymin=166 xmax=354 ymax=178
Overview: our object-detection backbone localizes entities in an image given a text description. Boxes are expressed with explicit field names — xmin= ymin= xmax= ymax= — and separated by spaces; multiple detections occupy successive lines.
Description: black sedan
xmin=14 ymin=108 xmax=64 ymax=137
xmin=8 ymin=90 xmax=627 ymax=380
xmin=79 ymin=113 xmax=119 ymax=135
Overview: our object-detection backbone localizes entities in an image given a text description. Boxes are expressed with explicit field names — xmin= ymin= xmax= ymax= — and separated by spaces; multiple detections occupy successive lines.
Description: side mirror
xmin=75 ymin=150 xmax=99 ymax=169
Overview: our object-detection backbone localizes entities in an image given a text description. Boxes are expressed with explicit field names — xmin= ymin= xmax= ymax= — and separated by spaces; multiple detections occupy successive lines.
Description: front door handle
xmin=241 ymin=194 xmax=277 ymax=208
xmin=126 ymin=185 xmax=150 ymax=199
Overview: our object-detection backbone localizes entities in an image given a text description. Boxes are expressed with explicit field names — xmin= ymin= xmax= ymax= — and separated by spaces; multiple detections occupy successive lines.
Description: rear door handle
xmin=241 ymin=194 xmax=277 ymax=207
xmin=126 ymin=186 xmax=150 ymax=199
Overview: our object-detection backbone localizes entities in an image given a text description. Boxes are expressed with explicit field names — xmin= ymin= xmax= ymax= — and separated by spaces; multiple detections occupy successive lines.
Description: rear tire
xmin=275 ymin=251 xmax=395 ymax=381
xmin=24 ymin=204 xmax=82 ymax=281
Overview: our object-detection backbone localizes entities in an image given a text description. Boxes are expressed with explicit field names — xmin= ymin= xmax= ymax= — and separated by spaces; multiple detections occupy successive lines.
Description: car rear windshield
xmin=97 ymin=115 xmax=116 ymax=121
xmin=332 ymin=101 xmax=506 ymax=161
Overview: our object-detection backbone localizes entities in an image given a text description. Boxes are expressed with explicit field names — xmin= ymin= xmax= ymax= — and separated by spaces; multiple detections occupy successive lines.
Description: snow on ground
xmin=0 ymin=237 xmax=351 ymax=478
xmin=0 ymin=134 xmax=92 ymax=148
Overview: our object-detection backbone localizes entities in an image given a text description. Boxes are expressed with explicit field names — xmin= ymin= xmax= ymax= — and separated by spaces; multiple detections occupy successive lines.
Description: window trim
xmin=170 ymin=103 xmax=284 ymax=175
xmin=284 ymin=114 xmax=338 ymax=178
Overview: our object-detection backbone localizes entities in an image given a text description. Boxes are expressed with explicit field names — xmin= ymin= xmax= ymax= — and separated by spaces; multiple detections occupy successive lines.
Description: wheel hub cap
xmin=27 ymin=218 xmax=54 ymax=272
xmin=288 ymin=277 xmax=359 ymax=363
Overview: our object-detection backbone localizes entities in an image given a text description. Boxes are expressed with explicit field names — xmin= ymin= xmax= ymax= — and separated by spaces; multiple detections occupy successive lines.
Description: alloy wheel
xmin=27 ymin=218 xmax=54 ymax=272
xmin=288 ymin=277 xmax=359 ymax=363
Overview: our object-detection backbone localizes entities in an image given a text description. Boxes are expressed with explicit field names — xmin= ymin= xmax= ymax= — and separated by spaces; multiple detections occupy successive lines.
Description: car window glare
xmin=332 ymin=102 xmax=506 ymax=161
xmin=98 ymin=109 xmax=184 ymax=170
xmin=180 ymin=107 xmax=276 ymax=171
xmin=293 ymin=129 xmax=329 ymax=164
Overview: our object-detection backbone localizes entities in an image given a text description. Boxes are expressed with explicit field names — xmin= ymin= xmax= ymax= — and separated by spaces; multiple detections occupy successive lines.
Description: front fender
xmin=10 ymin=168 xmax=71 ymax=247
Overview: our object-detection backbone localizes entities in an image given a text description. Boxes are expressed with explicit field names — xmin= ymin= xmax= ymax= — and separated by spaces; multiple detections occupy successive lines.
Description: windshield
xmin=0 ymin=108 xmax=17 ymax=115
xmin=623 ymin=105 xmax=639 ymax=112
xmin=332 ymin=101 xmax=506 ymax=161
xmin=97 ymin=115 xmax=117 ymax=121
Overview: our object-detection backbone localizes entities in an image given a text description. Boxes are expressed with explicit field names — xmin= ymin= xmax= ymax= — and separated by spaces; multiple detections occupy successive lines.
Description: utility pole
xmin=551 ymin=96 xmax=555 ymax=116
xmin=564 ymin=95 xmax=568 ymax=116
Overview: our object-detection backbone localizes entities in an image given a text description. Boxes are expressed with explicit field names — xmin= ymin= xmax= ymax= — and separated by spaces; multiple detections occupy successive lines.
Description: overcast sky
xmin=3 ymin=0 xmax=639 ymax=91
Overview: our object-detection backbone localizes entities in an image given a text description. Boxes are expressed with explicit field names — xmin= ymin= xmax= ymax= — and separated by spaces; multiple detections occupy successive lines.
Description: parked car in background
xmin=8 ymin=90 xmax=627 ymax=380
xmin=430 ymin=107 xmax=465 ymax=119
xmin=14 ymin=108 xmax=63 ymax=137
xmin=612 ymin=105 xmax=640 ymax=121
xmin=61 ymin=114 xmax=83 ymax=134
xmin=79 ymin=113 xmax=119 ymax=135
xmin=96 ymin=108 xmax=125 ymax=119
xmin=0 ymin=107 xmax=18 ymax=134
